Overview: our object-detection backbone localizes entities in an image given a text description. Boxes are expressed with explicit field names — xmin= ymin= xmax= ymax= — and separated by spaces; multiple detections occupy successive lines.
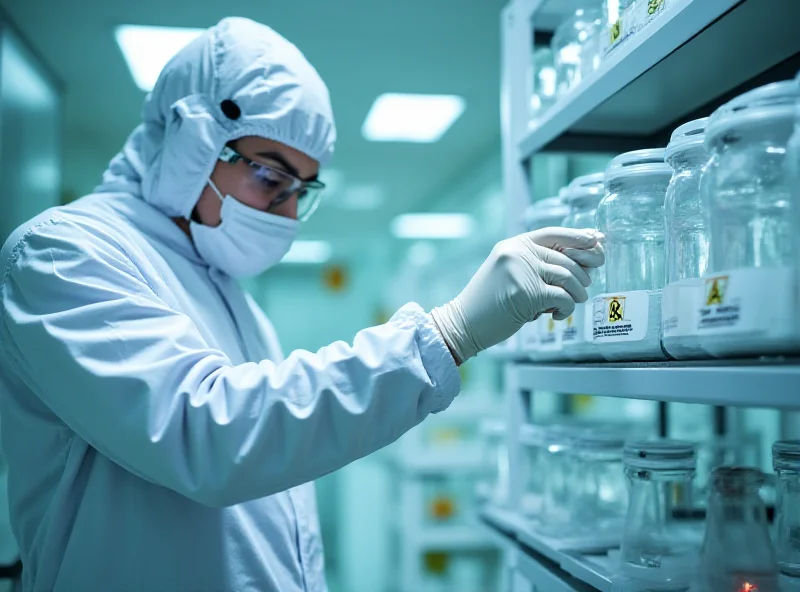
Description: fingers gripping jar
xmin=595 ymin=149 xmax=672 ymax=361
xmin=698 ymin=80 xmax=800 ymax=358
xmin=520 ymin=196 xmax=570 ymax=361
xmin=561 ymin=173 xmax=606 ymax=362
xmin=662 ymin=118 xmax=711 ymax=360
xmin=621 ymin=440 xmax=699 ymax=589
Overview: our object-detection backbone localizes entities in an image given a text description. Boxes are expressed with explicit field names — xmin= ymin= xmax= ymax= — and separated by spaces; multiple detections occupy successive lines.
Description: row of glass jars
xmin=530 ymin=0 xmax=674 ymax=123
xmin=522 ymin=76 xmax=800 ymax=362
xmin=516 ymin=423 xmax=800 ymax=589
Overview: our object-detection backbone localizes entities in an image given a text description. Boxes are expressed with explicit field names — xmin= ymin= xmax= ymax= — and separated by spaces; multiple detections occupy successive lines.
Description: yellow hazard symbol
xmin=547 ymin=317 xmax=555 ymax=332
xmin=567 ymin=315 xmax=573 ymax=328
xmin=705 ymin=276 xmax=728 ymax=306
xmin=607 ymin=297 xmax=625 ymax=323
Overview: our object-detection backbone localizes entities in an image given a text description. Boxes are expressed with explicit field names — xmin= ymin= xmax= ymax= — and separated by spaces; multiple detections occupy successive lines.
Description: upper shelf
xmin=515 ymin=359 xmax=800 ymax=408
xmin=519 ymin=0 xmax=800 ymax=159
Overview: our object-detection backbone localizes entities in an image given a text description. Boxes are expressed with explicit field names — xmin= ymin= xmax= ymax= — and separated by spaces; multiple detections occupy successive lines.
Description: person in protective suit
xmin=0 ymin=17 xmax=603 ymax=591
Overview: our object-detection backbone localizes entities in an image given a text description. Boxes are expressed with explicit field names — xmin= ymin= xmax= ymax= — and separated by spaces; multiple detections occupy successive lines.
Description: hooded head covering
xmin=96 ymin=17 xmax=337 ymax=219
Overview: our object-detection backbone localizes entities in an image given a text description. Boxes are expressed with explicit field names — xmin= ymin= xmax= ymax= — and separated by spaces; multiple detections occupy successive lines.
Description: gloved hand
xmin=431 ymin=227 xmax=605 ymax=364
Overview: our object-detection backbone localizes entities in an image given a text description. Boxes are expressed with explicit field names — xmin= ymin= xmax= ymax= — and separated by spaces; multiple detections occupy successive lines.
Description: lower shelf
xmin=478 ymin=505 xmax=613 ymax=592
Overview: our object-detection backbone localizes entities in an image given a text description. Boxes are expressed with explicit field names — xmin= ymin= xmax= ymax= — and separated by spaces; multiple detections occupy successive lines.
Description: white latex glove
xmin=431 ymin=227 xmax=605 ymax=364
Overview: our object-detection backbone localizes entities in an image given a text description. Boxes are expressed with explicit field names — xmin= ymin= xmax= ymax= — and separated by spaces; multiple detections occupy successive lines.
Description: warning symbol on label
xmin=607 ymin=297 xmax=625 ymax=323
xmin=705 ymin=276 xmax=728 ymax=306
xmin=567 ymin=315 xmax=573 ymax=328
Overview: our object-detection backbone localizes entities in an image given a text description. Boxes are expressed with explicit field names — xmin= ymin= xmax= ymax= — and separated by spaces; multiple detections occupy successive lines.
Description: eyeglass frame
xmin=218 ymin=144 xmax=326 ymax=217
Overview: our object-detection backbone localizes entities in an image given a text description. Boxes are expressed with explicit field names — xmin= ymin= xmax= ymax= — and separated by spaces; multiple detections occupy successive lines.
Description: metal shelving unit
xmin=493 ymin=0 xmax=800 ymax=589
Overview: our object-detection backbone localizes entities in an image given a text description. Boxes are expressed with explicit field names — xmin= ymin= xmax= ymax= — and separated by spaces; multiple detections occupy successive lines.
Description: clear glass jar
xmin=662 ymin=118 xmax=710 ymax=360
xmin=537 ymin=424 xmax=583 ymax=534
xmin=562 ymin=172 xmax=606 ymax=362
xmin=521 ymin=197 xmax=570 ymax=361
xmin=528 ymin=46 xmax=557 ymax=122
xmin=571 ymin=430 xmax=627 ymax=536
xmin=773 ymin=440 xmax=800 ymax=578
xmin=693 ymin=435 xmax=740 ymax=508
xmin=696 ymin=467 xmax=778 ymax=592
xmin=598 ymin=148 xmax=671 ymax=292
xmin=699 ymin=80 xmax=800 ymax=358
xmin=621 ymin=440 xmax=699 ymax=588
xmin=790 ymin=71 xmax=800 ymax=269
xmin=552 ymin=7 xmax=603 ymax=98
xmin=595 ymin=149 xmax=671 ymax=362
xmin=519 ymin=423 xmax=547 ymax=516
xmin=477 ymin=420 xmax=508 ymax=506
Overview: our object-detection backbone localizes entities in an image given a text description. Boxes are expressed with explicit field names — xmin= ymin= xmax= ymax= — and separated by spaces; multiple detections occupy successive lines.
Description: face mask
xmin=190 ymin=180 xmax=299 ymax=278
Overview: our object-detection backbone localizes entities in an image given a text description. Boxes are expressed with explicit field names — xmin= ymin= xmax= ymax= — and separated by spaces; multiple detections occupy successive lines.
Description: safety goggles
xmin=219 ymin=145 xmax=325 ymax=221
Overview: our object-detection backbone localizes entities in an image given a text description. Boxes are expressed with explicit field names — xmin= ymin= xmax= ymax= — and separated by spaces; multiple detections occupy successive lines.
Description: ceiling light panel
xmin=115 ymin=25 xmax=205 ymax=92
xmin=362 ymin=93 xmax=466 ymax=143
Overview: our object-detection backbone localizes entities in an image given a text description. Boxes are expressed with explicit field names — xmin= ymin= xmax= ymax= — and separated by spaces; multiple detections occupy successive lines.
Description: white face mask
xmin=190 ymin=179 xmax=299 ymax=278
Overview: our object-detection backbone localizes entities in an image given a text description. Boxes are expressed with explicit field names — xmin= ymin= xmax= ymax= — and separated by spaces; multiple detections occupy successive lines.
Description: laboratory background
xmin=0 ymin=0 xmax=799 ymax=590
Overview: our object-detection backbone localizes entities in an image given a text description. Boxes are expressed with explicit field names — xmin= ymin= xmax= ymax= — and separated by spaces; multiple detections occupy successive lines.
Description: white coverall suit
xmin=0 ymin=17 xmax=461 ymax=592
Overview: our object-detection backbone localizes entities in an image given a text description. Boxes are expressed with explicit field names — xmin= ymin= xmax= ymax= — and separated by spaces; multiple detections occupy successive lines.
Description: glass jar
xmin=522 ymin=196 xmax=570 ymax=361
xmin=552 ymin=7 xmax=603 ymax=98
xmin=571 ymin=430 xmax=627 ymax=538
xmin=698 ymin=80 xmax=800 ymax=358
xmin=789 ymin=71 xmax=800 ymax=269
xmin=595 ymin=149 xmax=671 ymax=361
xmin=562 ymin=173 xmax=606 ymax=362
xmin=519 ymin=423 xmax=547 ymax=516
xmin=773 ymin=440 xmax=800 ymax=578
xmin=662 ymin=118 xmax=711 ymax=361
xmin=477 ymin=420 xmax=508 ymax=506
xmin=536 ymin=424 xmax=583 ymax=535
xmin=621 ymin=440 xmax=699 ymax=588
xmin=528 ymin=46 xmax=557 ymax=122
xmin=696 ymin=467 xmax=778 ymax=592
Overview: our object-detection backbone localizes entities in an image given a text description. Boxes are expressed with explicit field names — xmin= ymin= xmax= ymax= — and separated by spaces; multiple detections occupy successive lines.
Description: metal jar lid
xmin=623 ymin=439 xmax=696 ymax=471
xmin=773 ymin=440 xmax=800 ymax=472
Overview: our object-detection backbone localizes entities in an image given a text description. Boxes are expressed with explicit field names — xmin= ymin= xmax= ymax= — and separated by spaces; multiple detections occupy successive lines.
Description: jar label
xmin=697 ymin=268 xmax=798 ymax=335
xmin=662 ymin=279 xmax=702 ymax=337
xmin=591 ymin=291 xmax=650 ymax=342
xmin=562 ymin=303 xmax=585 ymax=344
xmin=538 ymin=315 xmax=563 ymax=351
xmin=519 ymin=318 xmax=539 ymax=351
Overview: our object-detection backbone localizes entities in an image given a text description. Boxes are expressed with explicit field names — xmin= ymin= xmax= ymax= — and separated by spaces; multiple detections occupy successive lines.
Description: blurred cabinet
xmin=0 ymin=14 xmax=62 ymax=245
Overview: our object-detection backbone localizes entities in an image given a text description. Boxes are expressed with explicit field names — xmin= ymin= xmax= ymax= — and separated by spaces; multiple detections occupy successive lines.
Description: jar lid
xmin=706 ymin=80 xmax=797 ymax=145
xmin=623 ymin=439 xmax=696 ymax=471
xmin=711 ymin=466 xmax=765 ymax=495
xmin=566 ymin=172 xmax=605 ymax=204
xmin=524 ymin=196 xmax=569 ymax=230
xmin=573 ymin=429 xmax=626 ymax=452
xmin=604 ymin=148 xmax=671 ymax=184
xmin=519 ymin=423 xmax=546 ymax=447
xmin=664 ymin=117 xmax=708 ymax=161
xmin=772 ymin=440 xmax=800 ymax=471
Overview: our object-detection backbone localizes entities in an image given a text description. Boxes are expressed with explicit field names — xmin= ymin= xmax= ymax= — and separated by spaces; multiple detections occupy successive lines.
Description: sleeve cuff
xmin=390 ymin=303 xmax=461 ymax=414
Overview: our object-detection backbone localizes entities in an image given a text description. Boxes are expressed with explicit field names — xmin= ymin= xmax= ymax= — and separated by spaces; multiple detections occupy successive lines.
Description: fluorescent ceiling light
xmin=283 ymin=240 xmax=332 ymax=264
xmin=391 ymin=213 xmax=474 ymax=239
xmin=362 ymin=93 xmax=466 ymax=142
xmin=115 ymin=25 xmax=205 ymax=92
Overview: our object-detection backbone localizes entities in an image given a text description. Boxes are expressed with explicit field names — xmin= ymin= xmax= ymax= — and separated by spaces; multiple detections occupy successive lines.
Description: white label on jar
xmin=628 ymin=0 xmax=667 ymax=32
xmin=591 ymin=291 xmax=649 ymax=343
xmin=538 ymin=315 xmax=563 ymax=351
xmin=697 ymin=268 xmax=796 ymax=335
xmin=562 ymin=303 xmax=585 ymax=344
xmin=662 ymin=279 xmax=702 ymax=338
xmin=519 ymin=318 xmax=539 ymax=351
